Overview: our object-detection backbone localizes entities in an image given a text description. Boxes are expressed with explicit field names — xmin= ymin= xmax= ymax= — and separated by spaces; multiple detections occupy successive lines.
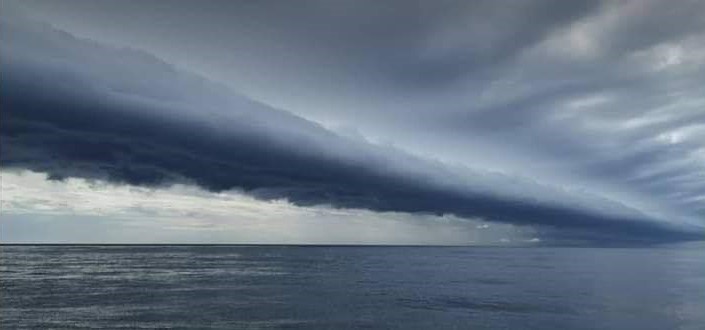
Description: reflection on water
xmin=2 ymin=244 xmax=704 ymax=329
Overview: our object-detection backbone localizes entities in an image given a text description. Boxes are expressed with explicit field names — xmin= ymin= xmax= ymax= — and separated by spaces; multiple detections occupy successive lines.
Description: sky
xmin=1 ymin=0 xmax=704 ymax=245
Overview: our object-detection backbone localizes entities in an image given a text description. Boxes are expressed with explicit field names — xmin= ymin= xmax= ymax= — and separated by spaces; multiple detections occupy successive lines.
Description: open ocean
xmin=1 ymin=244 xmax=704 ymax=329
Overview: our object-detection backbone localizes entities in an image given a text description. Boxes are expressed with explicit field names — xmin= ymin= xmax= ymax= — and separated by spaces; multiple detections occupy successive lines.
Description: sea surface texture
xmin=2 ymin=244 xmax=704 ymax=329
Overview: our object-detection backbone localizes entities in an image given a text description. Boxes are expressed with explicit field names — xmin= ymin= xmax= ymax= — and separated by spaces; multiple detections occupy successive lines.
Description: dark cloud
xmin=1 ymin=12 xmax=702 ymax=244
xmin=12 ymin=0 xmax=704 ymax=210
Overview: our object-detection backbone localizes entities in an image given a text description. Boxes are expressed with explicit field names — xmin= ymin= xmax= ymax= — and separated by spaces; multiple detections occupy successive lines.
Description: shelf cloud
xmin=2 ymin=1 xmax=704 ymax=244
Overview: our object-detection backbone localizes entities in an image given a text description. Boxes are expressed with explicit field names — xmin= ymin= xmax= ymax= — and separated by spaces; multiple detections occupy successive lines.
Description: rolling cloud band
xmin=1 ymin=11 xmax=701 ymax=243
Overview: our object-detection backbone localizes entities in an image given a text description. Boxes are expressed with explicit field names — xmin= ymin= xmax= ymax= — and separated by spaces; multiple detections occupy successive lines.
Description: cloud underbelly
xmin=1 ymin=12 xmax=702 ymax=243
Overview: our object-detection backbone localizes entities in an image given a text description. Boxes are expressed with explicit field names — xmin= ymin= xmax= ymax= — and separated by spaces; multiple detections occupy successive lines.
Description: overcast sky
xmin=1 ymin=0 xmax=704 ymax=244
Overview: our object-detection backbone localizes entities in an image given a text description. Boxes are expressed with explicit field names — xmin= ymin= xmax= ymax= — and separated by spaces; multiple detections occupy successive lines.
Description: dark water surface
xmin=2 ymin=244 xmax=704 ymax=329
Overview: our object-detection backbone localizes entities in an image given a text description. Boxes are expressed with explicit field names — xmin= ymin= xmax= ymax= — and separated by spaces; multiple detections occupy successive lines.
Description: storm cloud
xmin=1 ymin=1 xmax=704 ymax=244
xmin=1 ymin=9 xmax=702 ymax=244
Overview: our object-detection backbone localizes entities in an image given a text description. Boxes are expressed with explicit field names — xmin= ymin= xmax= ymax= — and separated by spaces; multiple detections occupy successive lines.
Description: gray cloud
xmin=3 ymin=1 xmax=705 ymax=244
xmin=1 ymin=10 xmax=701 ymax=244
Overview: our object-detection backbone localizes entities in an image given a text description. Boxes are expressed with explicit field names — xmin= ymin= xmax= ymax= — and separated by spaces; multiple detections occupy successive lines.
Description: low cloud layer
xmin=1 ymin=10 xmax=701 ymax=244
xmin=0 ymin=3 xmax=703 ymax=242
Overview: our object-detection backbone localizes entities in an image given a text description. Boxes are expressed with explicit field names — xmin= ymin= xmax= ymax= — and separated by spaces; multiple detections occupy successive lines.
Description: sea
xmin=1 ymin=244 xmax=704 ymax=329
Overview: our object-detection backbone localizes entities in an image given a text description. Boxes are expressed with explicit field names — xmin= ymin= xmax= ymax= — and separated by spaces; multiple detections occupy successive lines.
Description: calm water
xmin=1 ymin=244 xmax=704 ymax=329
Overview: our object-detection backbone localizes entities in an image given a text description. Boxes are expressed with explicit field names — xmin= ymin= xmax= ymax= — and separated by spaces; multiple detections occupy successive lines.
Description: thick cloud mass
xmin=0 ymin=10 xmax=699 ymax=245
xmin=1 ymin=10 xmax=702 ymax=244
